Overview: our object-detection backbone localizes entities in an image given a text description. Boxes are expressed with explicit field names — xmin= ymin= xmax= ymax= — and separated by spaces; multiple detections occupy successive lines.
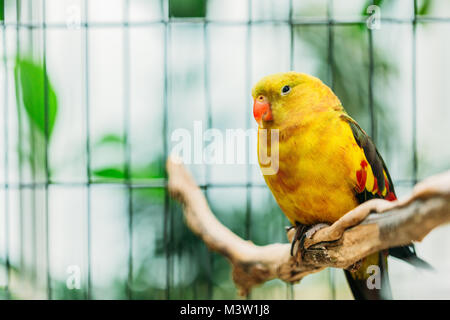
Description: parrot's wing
xmin=340 ymin=113 xmax=397 ymax=202
xmin=340 ymin=113 xmax=432 ymax=301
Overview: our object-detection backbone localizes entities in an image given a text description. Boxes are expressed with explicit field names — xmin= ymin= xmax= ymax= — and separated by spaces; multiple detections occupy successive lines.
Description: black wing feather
xmin=341 ymin=113 xmax=432 ymax=300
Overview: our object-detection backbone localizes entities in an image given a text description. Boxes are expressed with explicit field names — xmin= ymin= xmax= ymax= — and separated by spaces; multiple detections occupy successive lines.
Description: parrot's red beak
xmin=253 ymin=95 xmax=273 ymax=125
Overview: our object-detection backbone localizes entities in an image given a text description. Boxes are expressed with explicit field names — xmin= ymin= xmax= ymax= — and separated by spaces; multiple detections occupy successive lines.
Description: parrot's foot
xmin=290 ymin=222 xmax=330 ymax=258
xmin=290 ymin=222 xmax=307 ymax=256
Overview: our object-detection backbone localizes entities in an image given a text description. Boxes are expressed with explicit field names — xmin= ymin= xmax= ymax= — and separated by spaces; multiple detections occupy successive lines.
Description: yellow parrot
xmin=252 ymin=71 xmax=430 ymax=300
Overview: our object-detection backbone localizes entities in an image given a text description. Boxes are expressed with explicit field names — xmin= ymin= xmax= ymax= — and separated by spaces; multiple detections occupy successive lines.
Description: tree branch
xmin=167 ymin=156 xmax=450 ymax=296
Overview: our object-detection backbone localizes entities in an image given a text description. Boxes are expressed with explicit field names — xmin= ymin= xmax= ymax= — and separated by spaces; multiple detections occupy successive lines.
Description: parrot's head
xmin=251 ymin=71 xmax=342 ymax=127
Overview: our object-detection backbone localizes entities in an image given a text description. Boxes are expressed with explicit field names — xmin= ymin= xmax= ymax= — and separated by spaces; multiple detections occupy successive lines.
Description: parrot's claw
xmin=290 ymin=222 xmax=330 ymax=259
xmin=290 ymin=222 xmax=307 ymax=257
xmin=303 ymin=223 xmax=330 ymax=240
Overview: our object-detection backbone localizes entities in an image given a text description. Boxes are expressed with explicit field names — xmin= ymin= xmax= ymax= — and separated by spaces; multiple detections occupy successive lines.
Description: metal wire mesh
xmin=0 ymin=0 xmax=440 ymax=299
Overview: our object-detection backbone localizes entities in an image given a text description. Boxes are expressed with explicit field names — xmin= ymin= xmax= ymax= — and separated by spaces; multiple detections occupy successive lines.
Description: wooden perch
xmin=167 ymin=156 xmax=450 ymax=296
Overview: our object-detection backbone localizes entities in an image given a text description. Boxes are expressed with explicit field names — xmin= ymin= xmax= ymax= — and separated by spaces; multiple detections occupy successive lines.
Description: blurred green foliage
xmin=169 ymin=0 xmax=207 ymax=18
xmin=93 ymin=164 xmax=165 ymax=181
xmin=92 ymin=133 xmax=165 ymax=181
xmin=361 ymin=0 xmax=384 ymax=16
xmin=299 ymin=0 xmax=432 ymax=150
xmin=14 ymin=58 xmax=58 ymax=137
xmin=360 ymin=0 xmax=432 ymax=16
xmin=418 ymin=0 xmax=432 ymax=16
xmin=4 ymin=0 xmax=436 ymax=301
xmin=13 ymin=57 xmax=58 ymax=185
xmin=0 ymin=0 xmax=4 ymax=21
xmin=53 ymin=0 xmax=436 ymax=300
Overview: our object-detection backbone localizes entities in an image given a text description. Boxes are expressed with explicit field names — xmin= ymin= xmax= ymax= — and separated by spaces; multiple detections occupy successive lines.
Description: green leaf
xmin=418 ymin=0 xmax=432 ymax=16
xmin=95 ymin=133 xmax=125 ymax=146
xmin=93 ymin=167 xmax=125 ymax=180
xmin=169 ymin=0 xmax=206 ymax=18
xmin=0 ymin=0 xmax=4 ymax=22
xmin=92 ymin=156 xmax=165 ymax=181
xmin=361 ymin=0 xmax=384 ymax=16
xmin=93 ymin=164 xmax=165 ymax=181
xmin=14 ymin=58 xmax=58 ymax=137
xmin=132 ymin=165 xmax=165 ymax=180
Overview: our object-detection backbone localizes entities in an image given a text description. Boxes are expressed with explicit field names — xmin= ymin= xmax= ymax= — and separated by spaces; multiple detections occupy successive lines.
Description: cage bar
xmin=1 ymin=10 xmax=10 ymax=298
xmin=122 ymin=0 xmax=133 ymax=300
xmin=84 ymin=0 xmax=92 ymax=300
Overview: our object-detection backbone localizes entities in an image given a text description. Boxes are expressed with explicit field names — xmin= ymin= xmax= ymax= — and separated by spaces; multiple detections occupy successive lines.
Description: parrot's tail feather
xmin=389 ymin=245 xmax=434 ymax=271
xmin=344 ymin=251 xmax=392 ymax=300
xmin=344 ymin=270 xmax=391 ymax=300
xmin=398 ymin=255 xmax=434 ymax=270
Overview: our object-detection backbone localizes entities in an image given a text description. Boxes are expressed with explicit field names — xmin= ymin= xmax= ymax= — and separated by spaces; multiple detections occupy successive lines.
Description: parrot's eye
xmin=281 ymin=85 xmax=291 ymax=95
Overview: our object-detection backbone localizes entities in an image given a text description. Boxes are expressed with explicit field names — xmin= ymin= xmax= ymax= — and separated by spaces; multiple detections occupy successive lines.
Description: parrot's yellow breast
xmin=258 ymin=110 xmax=369 ymax=225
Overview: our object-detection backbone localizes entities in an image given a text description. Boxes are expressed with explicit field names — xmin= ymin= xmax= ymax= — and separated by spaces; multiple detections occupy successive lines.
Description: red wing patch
xmin=355 ymin=160 xmax=397 ymax=201
xmin=385 ymin=192 xmax=397 ymax=201
xmin=356 ymin=160 xmax=368 ymax=193
xmin=343 ymin=113 xmax=397 ymax=204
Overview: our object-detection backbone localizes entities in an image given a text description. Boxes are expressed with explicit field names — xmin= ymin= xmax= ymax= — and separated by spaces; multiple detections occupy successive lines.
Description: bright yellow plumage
xmin=253 ymin=72 xmax=383 ymax=226
xmin=252 ymin=72 xmax=428 ymax=300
